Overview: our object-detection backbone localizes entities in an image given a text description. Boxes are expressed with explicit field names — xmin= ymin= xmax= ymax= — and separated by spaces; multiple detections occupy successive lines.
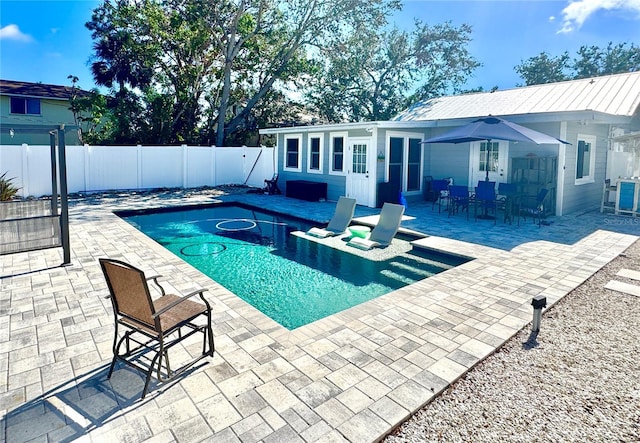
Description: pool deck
xmin=2 ymin=189 xmax=639 ymax=443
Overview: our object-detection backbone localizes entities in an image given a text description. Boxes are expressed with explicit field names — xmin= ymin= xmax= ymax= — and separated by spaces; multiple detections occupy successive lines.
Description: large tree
xmin=514 ymin=52 xmax=570 ymax=86
xmin=86 ymin=0 xmax=400 ymax=145
xmin=515 ymin=42 xmax=640 ymax=86
xmin=306 ymin=20 xmax=480 ymax=122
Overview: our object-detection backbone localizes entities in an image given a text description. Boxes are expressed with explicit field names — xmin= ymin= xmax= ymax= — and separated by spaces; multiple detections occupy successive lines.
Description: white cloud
xmin=558 ymin=0 xmax=640 ymax=33
xmin=0 ymin=24 xmax=33 ymax=42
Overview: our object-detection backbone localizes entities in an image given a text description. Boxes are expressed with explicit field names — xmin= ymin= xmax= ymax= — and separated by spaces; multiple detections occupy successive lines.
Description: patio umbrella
xmin=422 ymin=116 xmax=570 ymax=181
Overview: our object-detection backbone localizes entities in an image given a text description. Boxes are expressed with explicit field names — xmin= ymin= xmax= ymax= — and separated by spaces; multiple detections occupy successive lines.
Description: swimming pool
xmin=121 ymin=203 xmax=468 ymax=329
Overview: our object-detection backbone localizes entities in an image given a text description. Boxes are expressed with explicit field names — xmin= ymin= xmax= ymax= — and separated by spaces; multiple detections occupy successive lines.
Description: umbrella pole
xmin=485 ymin=139 xmax=491 ymax=182
xmin=480 ymin=139 xmax=494 ymax=220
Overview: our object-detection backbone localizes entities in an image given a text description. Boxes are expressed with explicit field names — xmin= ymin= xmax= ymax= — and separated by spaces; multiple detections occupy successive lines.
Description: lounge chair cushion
xmin=346 ymin=236 xmax=381 ymax=250
xmin=307 ymin=227 xmax=336 ymax=238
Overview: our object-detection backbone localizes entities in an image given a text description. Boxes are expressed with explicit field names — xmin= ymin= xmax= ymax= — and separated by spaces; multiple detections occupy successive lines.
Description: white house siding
xmin=560 ymin=122 xmax=610 ymax=214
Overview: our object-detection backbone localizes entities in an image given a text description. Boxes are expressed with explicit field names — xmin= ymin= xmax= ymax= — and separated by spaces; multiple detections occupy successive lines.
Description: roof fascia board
xmin=260 ymin=120 xmax=457 ymax=135
xmin=2 ymin=93 xmax=70 ymax=101
xmin=260 ymin=111 xmax=633 ymax=135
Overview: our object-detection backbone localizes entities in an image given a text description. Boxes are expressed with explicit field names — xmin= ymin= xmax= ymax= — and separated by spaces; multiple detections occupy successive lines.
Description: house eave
xmin=259 ymin=110 xmax=634 ymax=135
xmin=259 ymin=121 xmax=426 ymax=135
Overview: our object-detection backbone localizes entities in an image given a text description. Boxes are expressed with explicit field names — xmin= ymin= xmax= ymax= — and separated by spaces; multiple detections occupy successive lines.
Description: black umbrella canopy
xmin=422 ymin=116 xmax=570 ymax=180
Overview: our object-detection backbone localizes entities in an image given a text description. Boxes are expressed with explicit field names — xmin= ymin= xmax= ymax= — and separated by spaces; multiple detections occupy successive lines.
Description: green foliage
xmin=0 ymin=172 xmax=20 ymax=201
xmin=515 ymin=42 xmax=640 ymax=86
xmin=85 ymin=0 xmax=404 ymax=144
xmin=68 ymin=75 xmax=114 ymax=144
xmin=515 ymin=52 xmax=570 ymax=86
xmin=307 ymin=20 xmax=480 ymax=122
xmin=573 ymin=42 xmax=640 ymax=79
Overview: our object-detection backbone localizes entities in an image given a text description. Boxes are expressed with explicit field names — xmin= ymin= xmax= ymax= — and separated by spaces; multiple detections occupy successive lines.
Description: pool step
xmin=380 ymin=255 xmax=454 ymax=285
xmin=388 ymin=261 xmax=438 ymax=278
xmin=408 ymin=252 xmax=458 ymax=268
xmin=379 ymin=269 xmax=420 ymax=285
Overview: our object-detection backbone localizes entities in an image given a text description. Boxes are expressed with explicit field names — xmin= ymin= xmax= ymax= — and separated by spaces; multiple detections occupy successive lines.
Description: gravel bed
xmin=385 ymin=239 xmax=640 ymax=443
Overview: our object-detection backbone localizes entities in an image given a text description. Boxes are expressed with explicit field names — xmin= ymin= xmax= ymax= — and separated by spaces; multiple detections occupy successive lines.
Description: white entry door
xmin=470 ymin=141 xmax=508 ymax=186
xmin=346 ymin=138 xmax=373 ymax=206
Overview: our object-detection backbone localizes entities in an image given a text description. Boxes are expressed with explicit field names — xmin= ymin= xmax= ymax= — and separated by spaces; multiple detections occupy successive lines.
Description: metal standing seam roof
xmin=393 ymin=71 xmax=640 ymax=122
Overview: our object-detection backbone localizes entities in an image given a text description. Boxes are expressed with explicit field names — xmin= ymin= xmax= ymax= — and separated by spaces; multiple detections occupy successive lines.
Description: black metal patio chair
xmin=264 ymin=173 xmax=281 ymax=195
xmin=99 ymin=258 xmax=215 ymax=399
xmin=448 ymin=185 xmax=471 ymax=219
xmin=520 ymin=188 xmax=549 ymax=226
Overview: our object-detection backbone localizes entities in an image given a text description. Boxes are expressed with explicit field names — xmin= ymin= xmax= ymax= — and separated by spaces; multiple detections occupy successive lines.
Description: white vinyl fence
xmin=0 ymin=144 xmax=276 ymax=198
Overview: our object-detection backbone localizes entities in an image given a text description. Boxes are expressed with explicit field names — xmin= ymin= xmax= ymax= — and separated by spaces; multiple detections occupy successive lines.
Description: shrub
xmin=0 ymin=172 xmax=20 ymax=201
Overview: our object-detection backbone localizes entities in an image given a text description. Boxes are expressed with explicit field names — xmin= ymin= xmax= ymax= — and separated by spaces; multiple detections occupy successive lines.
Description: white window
xmin=284 ymin=134 xmax=302 ymax=172
xmin=329 ymin=132 xmax=347 ymax=175
xmin=307 ymin=133 xmax=324 ymax=174
xmin=575 ymin=134 xmax=596 ymax=184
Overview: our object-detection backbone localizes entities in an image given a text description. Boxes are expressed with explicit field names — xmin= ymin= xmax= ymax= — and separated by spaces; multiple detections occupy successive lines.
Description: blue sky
xmin=1 ymin=0 xmax=639 ymax=93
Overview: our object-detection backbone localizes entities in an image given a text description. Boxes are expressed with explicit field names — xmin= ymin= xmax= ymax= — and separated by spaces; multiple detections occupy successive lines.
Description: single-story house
xmin=259 ymin=71 xmax=640 ymax=216
xmin=0 ymin=79 xmax=89 ymax=145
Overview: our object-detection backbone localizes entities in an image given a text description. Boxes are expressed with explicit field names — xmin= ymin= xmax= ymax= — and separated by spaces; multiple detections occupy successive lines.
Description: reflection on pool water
xmin=121 ymin=204 xmax=469 ymax=329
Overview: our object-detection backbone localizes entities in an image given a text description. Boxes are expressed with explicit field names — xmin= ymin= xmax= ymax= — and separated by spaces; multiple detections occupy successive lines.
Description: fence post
xmin=21 ymin=143 xmax=29 ymax=197
xmin=182 ymin=144 xmax=188 ymax=189
xmin=137 ymin=145 xmax=143 ymax=189
xmin=84 ymin=144 xmax=91 ymax=193
xmin=211 ymin=145 xmax=217 ymax=186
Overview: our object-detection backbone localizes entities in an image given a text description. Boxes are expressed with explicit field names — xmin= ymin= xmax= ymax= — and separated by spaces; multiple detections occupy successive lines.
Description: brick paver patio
xmin=1 ymin=189 xmax=638 ymax=442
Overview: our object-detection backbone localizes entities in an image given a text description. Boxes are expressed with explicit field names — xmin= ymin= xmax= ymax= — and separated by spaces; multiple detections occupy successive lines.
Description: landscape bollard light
xmin=531 ymin=295 xmax=547 ymax=332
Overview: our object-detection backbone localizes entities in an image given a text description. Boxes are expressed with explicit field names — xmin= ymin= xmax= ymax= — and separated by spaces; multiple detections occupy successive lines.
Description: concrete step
xmin=616 ymin=268 xmax=640 ymax=281
xmin=604 ymin=280 xmax=640 ymax=297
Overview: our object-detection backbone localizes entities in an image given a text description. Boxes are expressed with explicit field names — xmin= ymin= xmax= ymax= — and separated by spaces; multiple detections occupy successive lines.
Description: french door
xmin=470 ymin=141 xmax=508 ymax=185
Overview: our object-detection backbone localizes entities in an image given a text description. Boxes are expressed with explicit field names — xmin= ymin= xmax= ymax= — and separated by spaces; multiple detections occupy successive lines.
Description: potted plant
xmin=0 ymin=172 xmax=20 ymax=201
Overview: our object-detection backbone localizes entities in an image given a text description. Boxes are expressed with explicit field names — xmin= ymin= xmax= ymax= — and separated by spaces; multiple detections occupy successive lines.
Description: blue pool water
xmin=121 ymin=204 xmax=467 ymax=329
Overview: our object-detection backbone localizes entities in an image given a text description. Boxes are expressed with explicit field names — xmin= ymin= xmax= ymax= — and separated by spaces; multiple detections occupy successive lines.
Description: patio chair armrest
xmin=146 ymin=275 xmax=166 ymax=296
xmin=152 ymin=288 xmax=210 ymax=317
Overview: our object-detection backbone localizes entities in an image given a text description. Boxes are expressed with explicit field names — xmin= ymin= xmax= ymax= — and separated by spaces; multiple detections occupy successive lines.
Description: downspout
xmin=370 ymin=126 xmax=378 ymax=208
xmin=556 ymin=121 xmax=568 ymax=216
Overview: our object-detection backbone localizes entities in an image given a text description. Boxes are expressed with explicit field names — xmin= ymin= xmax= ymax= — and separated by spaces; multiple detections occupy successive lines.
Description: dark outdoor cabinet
xmin=377 ymin=181 xmax=401 ymax=208
xmin=285 ymin=180 xmax=327 ymax=201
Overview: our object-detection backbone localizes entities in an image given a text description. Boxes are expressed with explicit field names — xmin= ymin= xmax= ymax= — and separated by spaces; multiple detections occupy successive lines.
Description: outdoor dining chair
xmin=474 ymin=183 xmax=498 ymax=224
xmin=264 ymin=173 xmax=281 ymax=195
xmin=99 ymin=258 xmax=215 ymax=399
xmin=430 ymin=179 xmax=450 ymax=213
xmin=520 ymin=188 xmax=549 ymax=226
xmin=497 ymin=182 xmax=520 ymax=224
xmin=448 ymin=185 xmax=471 ymax=219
